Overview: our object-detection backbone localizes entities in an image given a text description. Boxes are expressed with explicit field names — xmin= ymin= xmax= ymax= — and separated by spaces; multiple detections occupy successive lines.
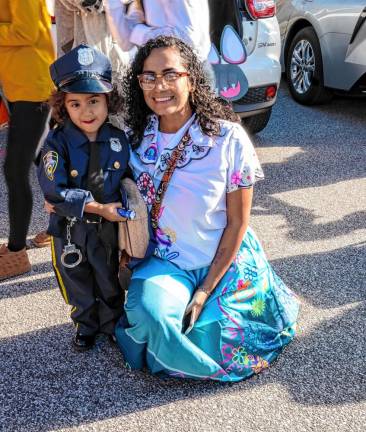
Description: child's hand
xmin=44 ymin=200 xmax=55 ymax=214
xmin=100 ymin=202 xmax=127 ymax=222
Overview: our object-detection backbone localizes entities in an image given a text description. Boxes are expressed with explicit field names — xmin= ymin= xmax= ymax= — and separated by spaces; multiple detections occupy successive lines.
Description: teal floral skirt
xmin=115 ymin=227 xmax=299 ymax=381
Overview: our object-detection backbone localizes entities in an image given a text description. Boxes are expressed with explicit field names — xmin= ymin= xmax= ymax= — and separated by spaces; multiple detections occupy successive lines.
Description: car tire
xmin=286 ymin=27 xmax=332 ymax=105
xmin=242 ymin=108 xmax=272 ymax=134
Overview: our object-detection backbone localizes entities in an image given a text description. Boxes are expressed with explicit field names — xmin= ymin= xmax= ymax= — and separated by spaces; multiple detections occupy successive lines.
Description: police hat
xmin=50 ymin=44 xmax=113 ymax=93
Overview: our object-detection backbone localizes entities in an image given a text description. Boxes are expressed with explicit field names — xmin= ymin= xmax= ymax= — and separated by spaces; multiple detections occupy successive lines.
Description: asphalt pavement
xmin=0 ymin=83 xmax=365 ymax=432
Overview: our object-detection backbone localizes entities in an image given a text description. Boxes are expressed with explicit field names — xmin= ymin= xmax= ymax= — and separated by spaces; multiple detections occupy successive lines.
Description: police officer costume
xmin=38 ymin=45 xmax=129 ymax=350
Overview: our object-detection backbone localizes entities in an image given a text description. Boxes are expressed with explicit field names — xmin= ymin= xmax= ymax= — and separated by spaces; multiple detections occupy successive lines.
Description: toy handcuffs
xmin=60 ymin=217 xmax=83 ymax=268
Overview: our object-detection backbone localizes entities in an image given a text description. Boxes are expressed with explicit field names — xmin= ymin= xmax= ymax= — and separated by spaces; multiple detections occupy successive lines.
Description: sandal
xmin=32 ymin=231 xmax=51 ymax=248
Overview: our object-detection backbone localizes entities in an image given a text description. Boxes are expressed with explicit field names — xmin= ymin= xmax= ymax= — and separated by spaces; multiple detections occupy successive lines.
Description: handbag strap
xmin=151 ymin=129 xmax=191 ymax=231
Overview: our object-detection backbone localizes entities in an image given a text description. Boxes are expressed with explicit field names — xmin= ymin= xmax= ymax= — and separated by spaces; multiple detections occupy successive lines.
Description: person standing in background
xmin=0 ymin=0 xmax=55 ymax=280
xmin=54 ymin=0 xmax=75 ymax=56
xmin=104 ymin=0 xmax=211 ymax=62
xmin=54 ymin=1 xmax=130 ymax=72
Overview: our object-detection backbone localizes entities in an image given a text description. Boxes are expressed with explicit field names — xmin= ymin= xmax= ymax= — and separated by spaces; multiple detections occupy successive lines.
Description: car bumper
xmin=234 ymin=100 xmax=276 ymax=117
xmin=233 ymin=85 xmax=278 ymax=115
xmin=234 ymin=47 xmax=281 ymax=114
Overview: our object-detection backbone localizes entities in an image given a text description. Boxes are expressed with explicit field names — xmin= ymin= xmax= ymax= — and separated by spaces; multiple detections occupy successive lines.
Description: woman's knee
xmin=125 ymin=302 xmax=153 ymax=330
xmin=125 ymin=280 xmax=177 ymax=328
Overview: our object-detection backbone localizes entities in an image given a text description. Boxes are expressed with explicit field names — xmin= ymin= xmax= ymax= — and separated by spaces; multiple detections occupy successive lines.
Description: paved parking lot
xmin=0 ymin=84 xmax=365 ymax=432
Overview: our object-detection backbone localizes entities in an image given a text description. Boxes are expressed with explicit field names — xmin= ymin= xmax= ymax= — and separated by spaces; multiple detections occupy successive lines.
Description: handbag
xmin=118 ymin=178 xmax=150 ymax=258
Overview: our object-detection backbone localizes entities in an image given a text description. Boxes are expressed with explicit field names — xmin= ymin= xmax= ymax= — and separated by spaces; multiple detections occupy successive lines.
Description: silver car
xmin=277 ymin=0 xmax=366 ymax=104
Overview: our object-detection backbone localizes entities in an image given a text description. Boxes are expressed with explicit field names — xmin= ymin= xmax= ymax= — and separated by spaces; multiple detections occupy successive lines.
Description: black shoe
xmin=73 ymin=333 xmax=96 ymax=351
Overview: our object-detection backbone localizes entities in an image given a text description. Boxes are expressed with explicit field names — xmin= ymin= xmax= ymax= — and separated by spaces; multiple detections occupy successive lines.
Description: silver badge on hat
xmin=78 ymin=47 xmax=94 ymax=66
xmin=110 ymin=138 xmax=122 ymax=152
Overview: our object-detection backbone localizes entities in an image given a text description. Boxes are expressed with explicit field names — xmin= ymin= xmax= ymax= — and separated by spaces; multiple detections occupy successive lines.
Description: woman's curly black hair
xmin=48 ymin=84 xmax=123 ymax=126
xmin=122 ymin=36 xmax=240 ymax=148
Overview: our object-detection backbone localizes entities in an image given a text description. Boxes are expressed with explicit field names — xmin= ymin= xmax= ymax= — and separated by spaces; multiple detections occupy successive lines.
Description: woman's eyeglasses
xmin=137 ymin=71 xmax=190 ymax=91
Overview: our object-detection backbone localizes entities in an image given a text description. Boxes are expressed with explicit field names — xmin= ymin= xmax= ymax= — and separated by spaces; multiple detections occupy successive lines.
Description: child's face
xmin=64 ymin=93 xmax=108 ymax=141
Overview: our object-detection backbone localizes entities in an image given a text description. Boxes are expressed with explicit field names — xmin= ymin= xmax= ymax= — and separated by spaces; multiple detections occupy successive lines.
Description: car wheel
xmin=286 ymin=27 xmax=332 ymax=105
xmin=242 ymin=108 xmax=272 ymax=134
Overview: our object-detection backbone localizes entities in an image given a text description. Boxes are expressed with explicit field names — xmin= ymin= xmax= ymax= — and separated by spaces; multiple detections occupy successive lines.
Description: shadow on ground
xmin=0 ymin=288 xmax=365 ymax=431
xmin=267 ymin=300 xmax=365 ymax=406
xmin=253 ymin=84 xmax=366 ymax=194
xmin=271 ymin=243 xmax=365 ymax=309
xmin=0 ymin=274 xmax=54 ymax=300
xmin=1 ymin=88 xmax=365 ymax=431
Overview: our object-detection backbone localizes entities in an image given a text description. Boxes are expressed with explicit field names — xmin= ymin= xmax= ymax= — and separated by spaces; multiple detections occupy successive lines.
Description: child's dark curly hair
xmin=122 ymin=36 xmax=240 ymax=147
xmin=48 ymin=84 xmax=123 ymax=125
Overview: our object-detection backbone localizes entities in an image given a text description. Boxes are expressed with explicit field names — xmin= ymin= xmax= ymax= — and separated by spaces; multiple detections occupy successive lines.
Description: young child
xmin=38 ymin=44 xmax=129 ymax=351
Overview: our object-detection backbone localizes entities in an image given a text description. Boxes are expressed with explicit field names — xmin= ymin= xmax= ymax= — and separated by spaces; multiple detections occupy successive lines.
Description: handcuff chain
xmin=66 ymin=217 xmax=77 ymax=245
xmin=61 ymin=217 xmax=82 ymax=269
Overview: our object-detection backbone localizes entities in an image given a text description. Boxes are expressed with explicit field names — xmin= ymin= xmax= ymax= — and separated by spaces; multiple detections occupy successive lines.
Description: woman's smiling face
xmin=140 ymin=46 xmax=193 ymax=131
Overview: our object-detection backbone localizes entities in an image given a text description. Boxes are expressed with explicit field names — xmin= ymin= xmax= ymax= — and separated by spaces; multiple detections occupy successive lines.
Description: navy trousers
xmin=51 ymin=221 xmax=123 ymax=336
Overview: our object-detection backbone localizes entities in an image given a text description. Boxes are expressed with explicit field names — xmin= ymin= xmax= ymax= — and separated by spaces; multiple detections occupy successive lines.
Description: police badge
xmin=78 ymin=47 xmax=94 ymax=66
xmin=43 ymin=151 xmax=58 ymax=181
xmin=110 ymin=138 xmax=122 ymax=152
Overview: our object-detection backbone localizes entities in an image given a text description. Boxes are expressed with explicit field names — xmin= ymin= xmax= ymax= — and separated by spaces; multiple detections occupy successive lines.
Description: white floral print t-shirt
xmin=129 ymin=114 xmax=264 ymax=270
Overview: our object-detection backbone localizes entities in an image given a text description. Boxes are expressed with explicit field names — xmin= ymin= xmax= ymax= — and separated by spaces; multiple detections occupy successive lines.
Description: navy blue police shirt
xmin=38 ymin=120 xmax=130 ymax=237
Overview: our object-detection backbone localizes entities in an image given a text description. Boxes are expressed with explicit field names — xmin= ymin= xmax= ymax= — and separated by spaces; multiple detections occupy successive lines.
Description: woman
xmin=0 ymin=0 xmax=54 ymax=280
xmin=117 ymin=36 xmax=299 ymax=381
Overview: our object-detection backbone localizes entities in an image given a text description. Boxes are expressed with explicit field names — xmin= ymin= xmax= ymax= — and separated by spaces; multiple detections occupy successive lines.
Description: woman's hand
xmin=184 ymin=288 xmax=210 ymax=335
xmin=44 ymin=200 xmax=55 ymax=214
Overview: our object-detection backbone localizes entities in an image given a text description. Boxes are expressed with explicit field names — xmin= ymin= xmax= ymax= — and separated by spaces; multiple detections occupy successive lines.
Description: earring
xmin=190 ymin=92 xmax=195 ymax=105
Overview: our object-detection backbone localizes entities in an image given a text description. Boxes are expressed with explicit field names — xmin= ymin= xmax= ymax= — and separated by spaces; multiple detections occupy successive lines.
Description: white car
xmin=208 ymin=0 xmax=281 ymax=133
